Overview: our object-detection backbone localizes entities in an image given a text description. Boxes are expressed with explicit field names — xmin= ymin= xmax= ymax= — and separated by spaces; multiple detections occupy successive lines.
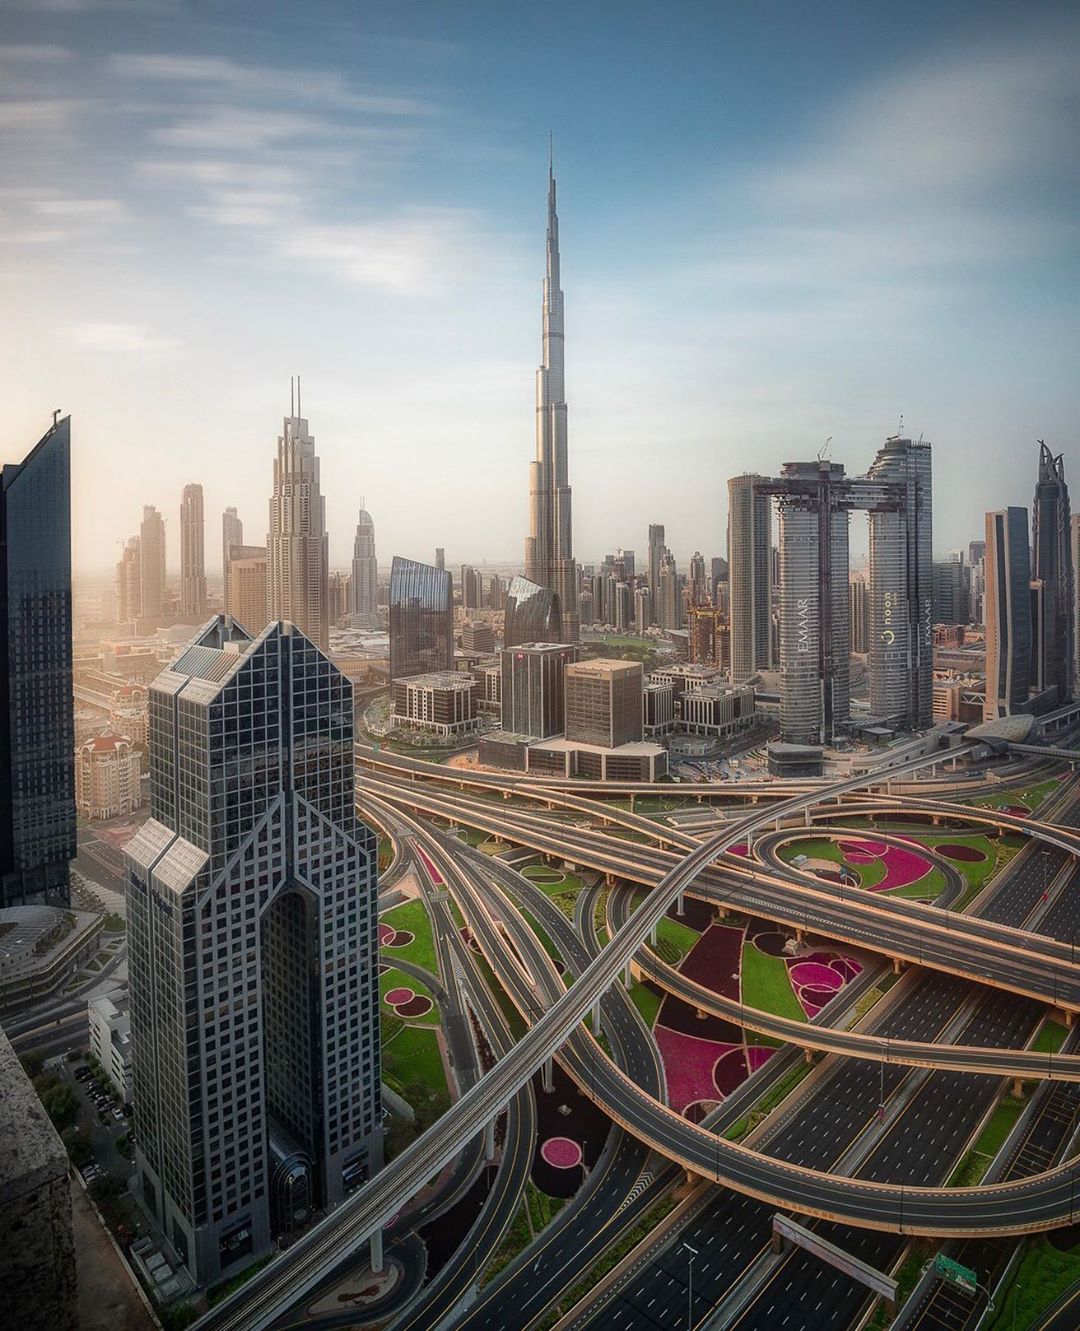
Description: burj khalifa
xmin=525 ymin=150 xmax=579 ymax=640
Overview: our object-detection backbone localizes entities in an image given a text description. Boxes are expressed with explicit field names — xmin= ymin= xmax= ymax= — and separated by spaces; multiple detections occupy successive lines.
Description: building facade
xmin=524 ymin=156 xmax=579 ymax=640
xmin=0 ymin=418 xmax=75 ymax=907
xmin=1032 ymin=442 xmax=1074 ymax=705
xmin=504 ymin=574 xmax=562 ymax=648
xmin=728 ymin=474 xmax=772 ymax=684
xmin=88 ymin=989 xmax=133 ymax=1102
xmin=389 ymin=556 xmax=453 ymax=681
xmin=75 ymin=734 xmax=143 ymax=821
xmin=139 ymin=505 xmax=166 ymax=619
xmin=225 ymin=544 xmax=269 ymax=639
xmin=125 ymin=618 xmax=381 ymax=1284
xmin=351 ymin=507 xmax=378 ymax=619
xmin=222 ymin=508 xmax=243 ymax=608
xmin=984 ymin=507 xmax=1033 ymax=719
xmin=501 ymin=642 xmax=579 ymax=738
xmin=268 ymin=384 xmax=330 ymax=652
xmin=564 ymin=659 xmax=643 ymax=748
xmin=180 ymin=483 xmax=208 ymax=619
xmin=115 ymin=535 xmax=141 ymax=626
xmin=391 ymin=672 xmax=480 ymax=736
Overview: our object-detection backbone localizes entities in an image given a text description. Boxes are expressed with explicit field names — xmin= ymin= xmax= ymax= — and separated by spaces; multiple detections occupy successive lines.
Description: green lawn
xmin=990 ymin=1236 xmax=1080 ymax=1330
xmin=779 ymin=836 xmax=887 ymax=889
xmin=1032 ymin=1020 xmax=1069 ymax=1054
xmin=379 ymin=966 xmax=440 ymax=1025
xmin=971 ymin=777 xmax=1062 ymax=815
xmin=740 ymin=942 xmax=806 ymax=1023
xmin=891 ymin=866 xmax=948 ymax=900
xmin=382 ymin=1023 xmax=448 ymax=1097
xmin=903 ymin=833 xmax=1003 ymax=892
xmin=628 ymin=981 xmax=662 ymax=1028
xmin=976 ymin=1097 xmax=1024 ymax=1156
xmin=653 ymin=915 xmax=700 ymax=964
xmin=381 ymin=898 xmax=438 ymax=973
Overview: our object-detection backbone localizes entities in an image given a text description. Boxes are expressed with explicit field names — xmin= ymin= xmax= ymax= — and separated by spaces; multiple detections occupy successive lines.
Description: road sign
xmin=934 ymin=1253 xmax=978 ymax=1293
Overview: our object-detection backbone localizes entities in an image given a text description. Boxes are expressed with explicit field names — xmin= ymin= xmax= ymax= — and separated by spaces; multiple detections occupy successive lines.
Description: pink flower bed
xmin=415 ymin=844 xmax=445 ymax=884
xmin=378 ymin=922 xmax=395 ymax=945
xmin=837 ymin=838 xmax=931 ymax=892
xmin=541 ymin=1137 xmax=583 ymax=1169
xmin=385 ymin=987 xmax=413 ymax=1005
xmin=384 ymin=929 xmax=415 ymax=948
xmin=654 ymin=1024 xmax=775 ymax=1114
xmin=784 ymin=948 xmax=863 ymax=1017
xmin=396 ymin=996 xmax=433 ymax=1017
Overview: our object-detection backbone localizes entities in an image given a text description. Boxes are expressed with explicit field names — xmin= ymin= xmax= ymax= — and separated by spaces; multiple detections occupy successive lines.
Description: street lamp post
xmin=683 ymin=1242 xmax=698 ymax=1331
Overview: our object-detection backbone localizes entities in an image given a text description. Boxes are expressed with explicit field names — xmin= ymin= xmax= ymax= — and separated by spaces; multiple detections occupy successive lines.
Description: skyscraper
xmin=434 ymin=547 xmax=445 ymax=571
xmin=565 ymin=659 xmax=644 ymax=747
xmin=125 ymin=618 xmax=380 ymax=1284
xmin=116 ymin=536 xmax=141 ymax=625
xmin=504 ymin=574 xmax=562 ymax=648
xmin=180 ymin=483 xmax=208 ymax=618
xmin=866 ymin=436 xmax=933 ymax=730
xmin=728 ymin=474 xmax=772 ymax=684
xmin=389 ymin=556 xmax=453 ymax=680
xmin=222 ymin=507 xmax=243 ymax=607
xmin=984 ymin=507 xmax=1033 ymax=719
xmin=460 ymin=565 xmax=483 ymax=612
xmin=659 ymin=552 xmax=682 ymax=631
xmin=0 ymin=417 xmax=75 ymax=906
xmin=525 ymin=150 xmax=579 ymax=640
xmin=225 ymin=544 xmax=269 ymax=637
xmin=1072 ymin=515 xmax=1080 ymax=692
xmin=139 ymin=504 xmax=166 ymax=619
xmin=1033 ymin=442 xmax=1074 ymax=704
xmin=268 ymin=381 xmax=329 ymax=652
xmin=501 ymin=642 xmax=579 ymax=738
xmin=647 ymin=524 xmax=665 ymax=625
xmin=352 ymin=505 xmax=378 ymax=618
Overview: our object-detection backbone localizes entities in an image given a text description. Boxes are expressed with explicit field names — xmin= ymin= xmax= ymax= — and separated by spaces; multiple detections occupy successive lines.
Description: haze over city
xmin=2 ymin=0 xmax=1078 ymax=572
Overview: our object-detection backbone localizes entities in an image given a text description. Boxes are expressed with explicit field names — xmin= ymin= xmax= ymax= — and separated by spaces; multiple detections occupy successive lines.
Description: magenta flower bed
xmin=789 ymin=962 xmax=843 ymax=991
xmin=415 ymin=844 xmax=445 ymax=884
xmin=729 ymin=843 xmax=749 ymax=856
xmin=385 ymin=987 xmax=413 ymax=1005
xmin=541 ymin=1137 xmax=583 ymax=1169
xmin=396 ymin=996 xmax=433 ymax=1017
xmin=838 ymin=838 xmax=931 ymax=891
xmin=680 ymin=924 xmax=744 ymax=1000
xmin=384 ymin=929 xmax=415 ymax=948
xmin=378 ymin=922 xmax=395 ymax=945
xmin=655 ymin=1024 xmax=775 ymax=1113
xmin=786 ymin=949 xmax=863 ymax=1017
xmin=936 ymin=843 xmax=987 ymax=862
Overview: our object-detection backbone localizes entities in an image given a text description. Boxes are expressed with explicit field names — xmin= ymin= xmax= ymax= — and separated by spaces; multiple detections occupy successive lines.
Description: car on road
xmin=112 ymin=1107 xmax=125 ymax=1121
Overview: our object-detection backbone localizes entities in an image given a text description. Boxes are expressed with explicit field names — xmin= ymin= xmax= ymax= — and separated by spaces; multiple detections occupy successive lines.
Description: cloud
xmin=0 ymin=44 xmax=72 ymax=63
xmin=0 ymin=98 xmax=84 ymax=132
xmin=66 ymin=322 xmax=176 ymax=354
xmin=34 ymin=197 xmax=125 ymax=220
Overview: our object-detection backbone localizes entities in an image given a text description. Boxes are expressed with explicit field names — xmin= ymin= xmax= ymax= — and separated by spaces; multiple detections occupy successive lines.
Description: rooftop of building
xmin=530 ymin=737 xmax=665 ymax=758
xmin=79 ymin=733 xmax=132 ymax=754
xmin=394 ymin=671 xmax=476 ymax=690
xmin=567 ymin=657 xmax=642 ymax=678
xmin=506 ymin=641 xmax=576 ymax=654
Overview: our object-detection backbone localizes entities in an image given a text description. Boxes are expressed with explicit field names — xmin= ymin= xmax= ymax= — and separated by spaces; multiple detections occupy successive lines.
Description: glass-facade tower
xmin=125 ymin=618 xmax=381 ymax=1284
xmin=984 ymin=507 xmax=1033 ymax=718
xmin=388 ymin=556 xmax=453 ymax=680
xmin=504 ymin=575 xmax=562 ymax=649
xmin=728 ymin=474 xmax=772 ymax=684
xmin=0 ymin=416 xmax=75 ymax=906
xmin=1033 ymin=442 xmax=1073 ymax=704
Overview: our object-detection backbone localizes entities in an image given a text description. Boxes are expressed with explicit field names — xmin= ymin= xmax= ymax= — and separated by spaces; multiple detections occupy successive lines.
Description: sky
xmin=0 ymin=0 xmax=1077 ymax=577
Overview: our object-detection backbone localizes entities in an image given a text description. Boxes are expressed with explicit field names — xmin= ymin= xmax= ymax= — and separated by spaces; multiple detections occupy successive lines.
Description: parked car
xmin=112 ymin=1108 xmax=125 ymax=1121
xmin=74 ymin=1066 xmax=92 ymax=1081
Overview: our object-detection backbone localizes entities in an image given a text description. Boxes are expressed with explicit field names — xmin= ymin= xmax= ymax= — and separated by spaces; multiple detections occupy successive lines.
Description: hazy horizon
xmin=2 ymin=0 xmax=1077 ymax=578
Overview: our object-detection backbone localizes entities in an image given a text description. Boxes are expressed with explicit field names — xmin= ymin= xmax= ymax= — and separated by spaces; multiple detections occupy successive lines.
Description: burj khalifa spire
xmin=525 ymin=142 xmax=579 ymax=640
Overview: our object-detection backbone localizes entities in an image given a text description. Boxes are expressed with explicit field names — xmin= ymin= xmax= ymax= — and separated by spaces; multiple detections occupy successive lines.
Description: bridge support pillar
xmin=771 ymin=1228 xmax=784 ymax=1254
xmin=1012 ymin=1078 xmax=1025 ymax=1099
xmin=592 ymin=1000 xmax=602 ymax=1037
xmin=542 ymin=1057 xmax=554 ymax=1093
xmin=1065 ymin=1010 xmax=1075 ymax=1028
xmin=805 ymin=808 xmax=811 ymax=827
xmin=623 ymin=963 xmax=633 ymax=989
xmin=606 ymin=872 xmax=617 ymax=889
xmin=676 ymin=889 xmax=685 ymax=915
xmin=804 ymin=1048 xmax=814 ymax=1065
xmin=892 ymin=957 xmax=903 ymax=975
xmin=502 ymin=789 xmax=510 ymax=799
xmin=369 ymin=1226 xmax=383 ymax=1275
xmin=484 ymin=1117 xmax=496 ymax=1161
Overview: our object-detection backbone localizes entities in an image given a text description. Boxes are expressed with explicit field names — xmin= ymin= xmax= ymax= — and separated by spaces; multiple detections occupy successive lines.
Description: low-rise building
xmin=643 ymin=680 xmax=675 ymax=737
xmin=75 ymin=733 xmax=143 ymax=820
xmin=88 ymin=988 xmax=133 ymax=1102
xmin=678 ymin=683 xmax=756 ymax=740
xmin=461 ymin=621 xmax=495 ymax=654
xmin=391 ymin=672 xmax=480 ymax=737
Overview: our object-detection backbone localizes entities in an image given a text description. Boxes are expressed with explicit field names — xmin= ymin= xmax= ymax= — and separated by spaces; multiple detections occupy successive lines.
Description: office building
xmin=139 ymin=504 xmax=166 ymax=619
xmin=222 ymin=508 xmax=243 ymax=606
xmin=932 ymin=557 xmax=967 ymax=625
xmin=225 ymin=544 xmax=269 ymax=638
xmin=659 ymin=551 xmax=682 ymax=631
xmin=643 ymin=680 xmax=675 ymax=737
xmin=125 ymin=618 xmax=380 ymax=1284
xmin=647 ymin=524 xmax=665 ymax=625
xmin=524 ymin=153 xmax=579 ymax=640
xmin=504 ymin=574 xmax=562 ymax=648
xmin=984 ymin=507 xmax=1033 ymax=719
xmin=389 ymin=556 xmax=453 ymax=680
xmin=688 ymin=551 xmax=707 ymax=605
xmin=461 ymin=565 xmax=483 ymax=611
xmin=434 ymin=547 xmax=445 ymax=571
xmin=328 ymin=571 xmax=350 ymax=626
xmin=391 ymin=672 xmax=480 ymax=737
xmin=728 ymin=474 xmax=771 ymax=683
xmin=488 ymin=573 xmax=506 ymax=612
xmin=180 ymin=483 xmax=208 ymax=618
xmin=850 ymin=578 xmax=869 ymax=653
xmin=116 ymin=535 xmax=141 ymax=625
xmin=613 ymin=581 xmax=632 ymax=634
xmin=711 ymin=555 xmax=729 ymax=606
xmin=88 ymin=989 xmax=133 ymax=1102
xmin=766 ymin=461 xmax=851 ymax=746
xmin=634 ymin=586 xmax=650 ymax=636
xmin=352 ymin=506 xmax=378 ymax=618
xmin=679 ymin=683 xmax=757 ymax=741
xmin=462 ymin=621 xmax=495 ymax=654
xmin=565 ymin=658 xmax=643 ymax=748
xmin=75 ymin=734 xmax=143 ymax=821
xmin=501 ymin=642 xmax=579 ymax=738
xmin=0 ymin=417 xmax=75 ymax=907
xmin=866 ymin=436 xmax=934 ymax=730
xmin=268 ymin=381 xmax=330 ymax=652
xmin=1033 ymin=442 xmax=1074 ymax=703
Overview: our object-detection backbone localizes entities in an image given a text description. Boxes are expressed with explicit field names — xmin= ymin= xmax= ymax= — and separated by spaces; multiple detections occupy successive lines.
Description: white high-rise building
xmin=180 ymin=483 xmax=207 ymax=618
xmin=351 ymin=505 xmax=378 ymax=619
xmin=525 ymin=149 xmax=579 ymax=640
xmin=139 ymin=505 xmax=166 ymax=619
xmin=222 ymin=507 xmax=243 ymax=607
xmin=268 ymin=380 xmax=329 ymax=651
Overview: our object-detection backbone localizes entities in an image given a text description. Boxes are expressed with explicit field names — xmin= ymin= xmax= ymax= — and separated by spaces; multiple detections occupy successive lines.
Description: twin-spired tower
xmin=525 ymin=150 xmax=579 ymax=640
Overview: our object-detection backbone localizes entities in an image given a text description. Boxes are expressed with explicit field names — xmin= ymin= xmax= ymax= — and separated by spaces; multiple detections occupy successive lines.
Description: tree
xmin=19 ymin=1050 xmax=45 ymax=1079
xmin=38 ymin=1080 xmax=78 ymax=1132
xmin=60 ymin=1126 xmax=92 ymax=1168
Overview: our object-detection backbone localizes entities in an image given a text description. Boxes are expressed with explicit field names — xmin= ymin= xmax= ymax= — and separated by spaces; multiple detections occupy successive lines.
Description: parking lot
xmin=57 ymin=1053 xmax=136 ymax=1186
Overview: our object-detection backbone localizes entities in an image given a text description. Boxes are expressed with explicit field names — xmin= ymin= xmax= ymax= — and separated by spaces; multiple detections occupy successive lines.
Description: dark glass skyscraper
xmin=125 ymin=618 xmax=380 ymax=1284
xmin=503 ymin=574 xmax=562 ymax=648
xmin=388 ymin=556 xmax=453 ymax=680
xmin=1033 ymin=442 xmax=1073 ymax=704
xmin=984 ymin=506 xmax=1033 ymax=719
xmin=0 ymin=416 xmax=75 ymax=906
